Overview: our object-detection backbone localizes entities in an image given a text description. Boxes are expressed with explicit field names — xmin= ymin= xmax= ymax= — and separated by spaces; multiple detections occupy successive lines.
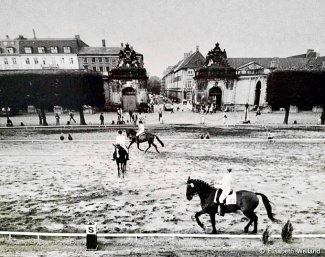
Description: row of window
xmin=0 ymin=46 xmax=72 ymax=54
xmin=83 ymin=65 xmax=110 ymax=72
xmin=24 ymin=46 xmax=71 ymax=54
xmin=1 ymin=57 xmax=74 ymax=65
xmin=83 ymin=57 xmax=117 ymax=64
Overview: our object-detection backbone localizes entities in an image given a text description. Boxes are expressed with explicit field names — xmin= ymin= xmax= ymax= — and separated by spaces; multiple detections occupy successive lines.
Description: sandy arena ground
xmin=0 ymin=105 xmax=324 ymax=256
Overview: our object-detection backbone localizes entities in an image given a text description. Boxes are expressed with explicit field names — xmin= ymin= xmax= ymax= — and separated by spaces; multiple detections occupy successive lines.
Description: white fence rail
xmin=1 ymin=231 xmax=325 ymax=241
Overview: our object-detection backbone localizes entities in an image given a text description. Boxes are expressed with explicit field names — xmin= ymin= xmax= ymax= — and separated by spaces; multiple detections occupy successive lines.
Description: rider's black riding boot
xmin=126 ymin=153 xmax=130 ymax=160
xmin=219 ymin=203 xmax=225 ymax=216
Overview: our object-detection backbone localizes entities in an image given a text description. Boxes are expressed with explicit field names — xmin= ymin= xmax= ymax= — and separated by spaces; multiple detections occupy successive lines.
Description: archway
xmin=122 ymin=87 xmax=137 ymax=111
xmin=208 ymin=87 xmax=222 ymax=110
xmin=254 ymin=81 xmax=261 ymax=106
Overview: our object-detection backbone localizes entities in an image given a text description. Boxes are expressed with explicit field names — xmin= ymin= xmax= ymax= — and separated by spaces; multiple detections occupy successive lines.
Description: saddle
xmin=214 ymin=188 xmax=235 ymax=204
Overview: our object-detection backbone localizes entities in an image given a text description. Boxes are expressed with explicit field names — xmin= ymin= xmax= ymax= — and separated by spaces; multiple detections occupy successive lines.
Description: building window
xmin=63 ymin=47 xmax=71 ymax=53
xmin=4 ymin=58 xmax=8 ymax=65
xmin=50 ymin=47 xmax=58 ymax=53
xmin=92 ymin=67 xmax=97 ymax=71
xmin=187 ymin=80 xmax=192 ymax=88
xmin=38 ymin=47 xmax=45 ymax=54
xmin=99 ymin=66 xmax=103 ymax=72
xmin=98 ymin=57 xmax=102 ymax=63
xmin=106 ymin=67 xmax=110 ymax=71
xmin=34 ymin=58 xmax=39 ymax=64
xmin=105 ymin=57 xmax=109 ymax=63
xmin=92 ymin=58 xmax=96 ymax=63
xmin=24 ymin=47 xmax=32 ymax=54
xmin=6 ymin=47 xmax=14 ymax=54
xmin=26 ymin=58 xmax=30 ymax=64
xmin=83 ymin=58 xmax=88 ymax=63
xmin=12 ymin=58 xmax=17 ymax=64
xmin=69 ymin=58 xmax=73 ymax=64
xmin=187 ymin=70 xmax=194 ymax=75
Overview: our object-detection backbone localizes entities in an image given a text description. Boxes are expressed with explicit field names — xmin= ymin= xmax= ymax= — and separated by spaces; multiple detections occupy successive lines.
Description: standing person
xmin=6 ymin=117 xmax=13 ymax=127
xmin=55 ymin=113 xmax=60 ymax=125
xmin=117 ymin=108 xmax=121 ymax=123
xmin=255 ymin=108 xmax=261 ymax=122
xmin=320 ymin=111 xmax=325 ymax=125
xmin=129 ymin=110 xmax=133 ymax=122
xmin=69 ymin=111 xmax=76 ymax=123
xmin=214 ymin=168 xmax=233 ymax=216
xmin=136 ymin=120 xmax=145 ymax=140
xmin=222 ymin=111 xmax=227 ymax=124
xmin=100 ymin=113 xmax=104 ymax=125
xmin=113 ymin=130 xmax=129 ymax=160
xmin=158 ymin=108 xmax=163 ymax=122
xmin=209 ymin=104 xmax=214 ymax=115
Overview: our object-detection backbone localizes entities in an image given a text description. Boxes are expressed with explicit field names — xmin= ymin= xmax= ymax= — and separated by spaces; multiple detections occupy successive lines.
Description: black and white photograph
xmin=0 ymin=0 xmax=325 ymax=256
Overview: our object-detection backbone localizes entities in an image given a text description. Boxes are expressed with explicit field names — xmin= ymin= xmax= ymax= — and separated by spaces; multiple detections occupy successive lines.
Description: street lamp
xmin=244 ymin=102 xmax=249 ymax=122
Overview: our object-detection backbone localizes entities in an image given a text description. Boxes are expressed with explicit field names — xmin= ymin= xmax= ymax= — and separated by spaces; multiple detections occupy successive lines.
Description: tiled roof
xmin=78 ymin=47 xmax=142 ymax=56
xmin=175 ymin=51 xmax=205 ymax=71
xmin=228 ymin=58 xmax=311 ymax=69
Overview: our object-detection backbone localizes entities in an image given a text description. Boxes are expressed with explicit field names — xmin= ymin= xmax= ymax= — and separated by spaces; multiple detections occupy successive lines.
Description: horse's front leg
xmin=209 ymin=212 xmax=217 ymax=234
xmin=137 ymin=141 xmax=144 ymax=151
xmin=144 ymin=143 xmax=151 ymax=153
xmin=195 ymin=210 xmax=206 ymax=231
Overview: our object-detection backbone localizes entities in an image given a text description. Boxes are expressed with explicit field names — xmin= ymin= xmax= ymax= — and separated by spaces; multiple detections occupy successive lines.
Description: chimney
xmin=196 ymin=45 xmax=199 ymax=52
xmin=184 ymin=52 xmax=190 ymax=59
xmin=102 ymin=39 xmax=106 ymax=47
xmin=121 ymin=43 xmax=124 ymax=47
xmin=75 ymin=35 xmax=80 ymax=40
xmin=33 ymin=29 xmax=36 ymax=39
xmin=306 ymin=49 xmax=315 ymax=58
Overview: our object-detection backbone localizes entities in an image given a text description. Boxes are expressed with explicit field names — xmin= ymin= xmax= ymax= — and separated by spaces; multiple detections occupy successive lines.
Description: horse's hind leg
xmin=243 ymin=211 xmax=258 ymax=234
xmin=151 ymin=142 xmax=160 ymax=153
xmin=209 ymin=213 xmax=217 ymax=234
xmin=145 ymin=143 xmax=151 ymax=153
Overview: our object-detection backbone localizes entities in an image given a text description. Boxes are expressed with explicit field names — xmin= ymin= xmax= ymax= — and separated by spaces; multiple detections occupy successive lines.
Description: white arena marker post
xmin=86 ymin=222 xmax=98 ymax=251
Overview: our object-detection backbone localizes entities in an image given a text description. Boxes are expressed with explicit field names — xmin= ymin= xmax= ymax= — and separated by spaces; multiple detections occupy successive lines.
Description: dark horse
xmin=186 ymin=177 xmax=275 ymax=234
xmin=125 ymin=129 xmax=164 ymax=153
xmin=113 ymin=144 xmax=128 ymax=178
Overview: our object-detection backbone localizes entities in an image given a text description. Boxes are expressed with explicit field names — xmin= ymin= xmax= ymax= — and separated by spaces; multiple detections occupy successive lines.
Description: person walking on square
xmin=158 ymin=108 xmax=163 ymax=122
xmin=100 ymin=113 xmax=104 ymax=125
xmin=222 ymin=111 xmax=227 ymax=124
xmin=55 ymin=113 xmax=60 ymax=125
xmin=38 ymin=113 xmax=42 ymax=125
xmin=69 ymin=111 xmax=76 ymax=123
xmin=214 ymin=168 xmax=233 ymax=216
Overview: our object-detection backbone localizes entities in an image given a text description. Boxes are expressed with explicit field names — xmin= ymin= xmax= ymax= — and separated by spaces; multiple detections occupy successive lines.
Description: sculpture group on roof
xmin=116 ymin=43 xmax=142 ymax=68
xmin=203 ymin=42 xmax=229 ymax=67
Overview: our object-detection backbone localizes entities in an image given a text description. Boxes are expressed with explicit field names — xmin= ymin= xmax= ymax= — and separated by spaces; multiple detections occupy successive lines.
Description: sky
xmin=1 ymin=0 xmax=325 ymax=77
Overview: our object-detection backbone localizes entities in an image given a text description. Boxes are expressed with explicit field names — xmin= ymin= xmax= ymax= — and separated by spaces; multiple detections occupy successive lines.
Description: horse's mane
xmin=189 ymin=179 xmax=214 ymax=191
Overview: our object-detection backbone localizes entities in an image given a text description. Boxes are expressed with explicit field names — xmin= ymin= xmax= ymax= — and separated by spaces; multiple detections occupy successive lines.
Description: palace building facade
xmin=162 ymin=43 xmax=324 ymax=112
xmin=0 ymin=34 xmax=147 ymax=111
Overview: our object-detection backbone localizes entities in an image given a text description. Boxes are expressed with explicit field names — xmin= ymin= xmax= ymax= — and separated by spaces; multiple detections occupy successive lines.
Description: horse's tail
xmin=154 ymin=135 xmax=164 ymax=147
xmin=256 ymin=193 xmax=275 ymax=221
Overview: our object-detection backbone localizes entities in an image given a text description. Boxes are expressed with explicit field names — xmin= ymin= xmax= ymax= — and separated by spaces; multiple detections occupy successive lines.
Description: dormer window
xmin=6 ymin=47 xmax=15 ymax=54
xmin=63 ymin=47 xmax=71 ymax=53
xmin=38 ymin=47 xmax=45 ymax=54
xmin=50 ymin=47 xmax=58 ymax=53
xmin=24 ymin=47 xmax=32 ymax=54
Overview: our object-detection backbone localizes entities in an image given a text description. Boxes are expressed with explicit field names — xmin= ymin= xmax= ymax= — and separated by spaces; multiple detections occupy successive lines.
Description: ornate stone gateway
xmin=104 ymin=43 xmax=148 ymax=111
xmin=193 ymin=43 xmax=236 ymax=111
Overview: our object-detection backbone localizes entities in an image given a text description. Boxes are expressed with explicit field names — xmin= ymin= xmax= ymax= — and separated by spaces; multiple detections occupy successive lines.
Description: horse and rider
xmin=186 ymin=168 xmax=277 ymax=234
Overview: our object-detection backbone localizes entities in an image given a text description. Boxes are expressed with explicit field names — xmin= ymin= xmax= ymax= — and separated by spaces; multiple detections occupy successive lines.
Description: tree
xmin=147 ymin=76 xmax=161 ymax=95
xmin=267 ymin=71 xmax=325 ymax=124
xmin=0 ymin=71 xmax=105 ymax=125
